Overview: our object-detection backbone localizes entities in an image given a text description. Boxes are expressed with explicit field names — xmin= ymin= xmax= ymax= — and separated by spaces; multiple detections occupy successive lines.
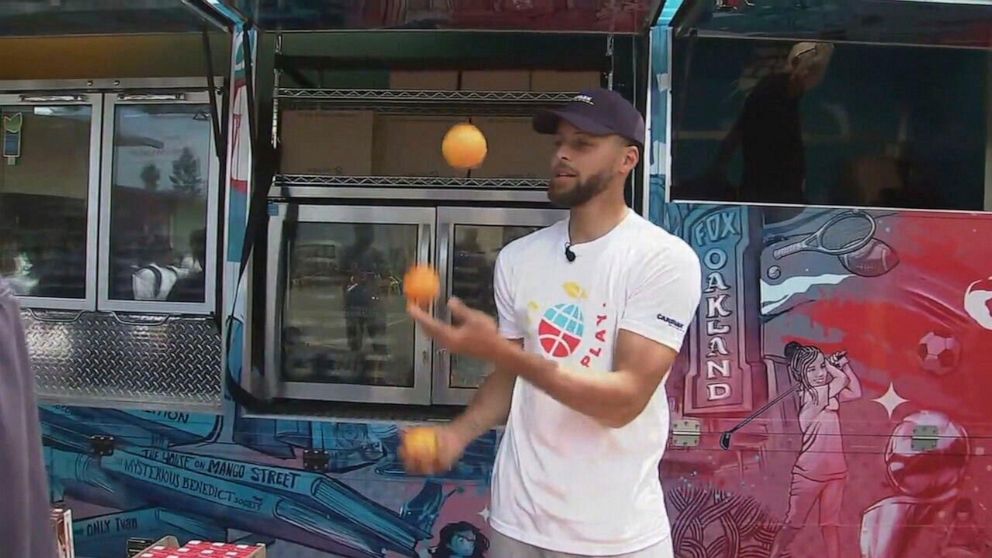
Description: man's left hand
xmin=407 ymin=297 xmax=508 ymax=362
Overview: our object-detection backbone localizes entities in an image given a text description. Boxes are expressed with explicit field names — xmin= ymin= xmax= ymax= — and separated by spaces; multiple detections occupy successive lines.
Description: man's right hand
xmin=399 ymin=424 xmax=471 ymax=476
xmin=399 ymin=341 xmax=521 ymax=476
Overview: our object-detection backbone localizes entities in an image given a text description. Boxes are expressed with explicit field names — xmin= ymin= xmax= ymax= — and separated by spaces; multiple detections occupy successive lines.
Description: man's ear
xmin=621 ymin=144 xmax=640 ymax=173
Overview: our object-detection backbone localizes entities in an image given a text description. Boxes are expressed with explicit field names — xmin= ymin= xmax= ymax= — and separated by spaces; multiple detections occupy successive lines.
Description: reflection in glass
xmin=0 ymin=106 xmax=91 ymax=299
xmin=108 ymin=104 xmax=211 ymax=303
xmin=672 ymin=39 xmax=988 ymax=211
xmin=282 ymin=222 xmax=417 ymax=388
xmin=712 ymin=42 xmax=834 ymax=205
xmin=449 ymin=224 xmax=539 ymax=389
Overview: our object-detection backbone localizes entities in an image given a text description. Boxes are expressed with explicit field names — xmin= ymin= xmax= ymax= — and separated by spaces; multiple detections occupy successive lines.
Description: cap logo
xmin=572 ymin=94 xmax=594 ymax=105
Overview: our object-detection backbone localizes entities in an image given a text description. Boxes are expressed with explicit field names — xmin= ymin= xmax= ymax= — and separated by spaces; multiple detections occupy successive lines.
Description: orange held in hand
xmin=401 ymin=426 xmax=439 ymax=471
xmin=403 ymin=264 xmax=440 ymax=309
xmin=442 ymin=122 xmax=488 ymax=170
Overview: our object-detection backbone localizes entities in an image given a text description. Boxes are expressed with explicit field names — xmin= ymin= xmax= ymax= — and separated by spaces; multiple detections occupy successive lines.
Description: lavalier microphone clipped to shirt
xmin=564 ymin=243 xmax=576 ymax=262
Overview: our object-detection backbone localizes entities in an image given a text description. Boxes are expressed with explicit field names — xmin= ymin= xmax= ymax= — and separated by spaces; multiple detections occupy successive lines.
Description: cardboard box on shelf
xmin=373 ymin=115 xmax=468 ymax=178
xmin=280 ymin=110 xmax=374 ymax=176
xmin=389 ymin=70 xmax=459 ymax=90
xmin=471 ymin=116 xmax=554 ymax=179
xmin=531 ymin=70 xmax=601 ymax=92
xmin=460 ymin=70 xmax=531 ymax=91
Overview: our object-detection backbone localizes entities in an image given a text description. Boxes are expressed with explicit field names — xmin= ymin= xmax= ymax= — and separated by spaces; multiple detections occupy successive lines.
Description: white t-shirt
xmin=489 ymin=208 xmax=702 ymax=555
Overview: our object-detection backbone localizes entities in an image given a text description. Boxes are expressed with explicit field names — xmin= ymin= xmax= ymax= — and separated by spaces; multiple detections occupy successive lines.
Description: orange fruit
xmin=442 ymin=122 xmax=488 ymax=169
xmin=403 ymin=264 xmax=440 ymax=308
xmin=402 ymin=426 xmax=439 ymax=465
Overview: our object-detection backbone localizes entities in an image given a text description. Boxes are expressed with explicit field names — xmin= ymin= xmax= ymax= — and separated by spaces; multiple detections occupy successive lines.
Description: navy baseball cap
xmin=533 ymin=88 xmax=645 ymax=147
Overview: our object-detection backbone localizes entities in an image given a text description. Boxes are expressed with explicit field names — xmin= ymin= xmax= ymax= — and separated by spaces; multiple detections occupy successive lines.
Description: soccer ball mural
xmin=917 ymin=330 xmax=961 ymax=375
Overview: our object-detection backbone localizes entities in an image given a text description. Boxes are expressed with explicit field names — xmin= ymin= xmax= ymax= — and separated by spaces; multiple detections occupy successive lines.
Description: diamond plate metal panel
xmin=23 ymin=310 xmax=222 ymax=409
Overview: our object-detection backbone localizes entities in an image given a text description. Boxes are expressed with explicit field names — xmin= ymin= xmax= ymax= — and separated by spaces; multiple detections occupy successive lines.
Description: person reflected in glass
xmin=453 ymin=228 xmax=487 ymax=311
xmin=340 ymin=224 xmax=391 ymax=384
xmin=711 ymin=41 xmax=834 ymax=205
xmin=168 ymin=228 xmax=207 ymax=303
xmin=132 ymin=234 xmax=190 ymax=301
xmin=0 ymin=230 xmax=34 ymax=296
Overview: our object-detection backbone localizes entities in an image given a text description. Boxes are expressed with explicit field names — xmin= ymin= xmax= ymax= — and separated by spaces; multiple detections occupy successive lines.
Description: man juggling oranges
xmin=402 ymin=89 xmax=702 ymax=557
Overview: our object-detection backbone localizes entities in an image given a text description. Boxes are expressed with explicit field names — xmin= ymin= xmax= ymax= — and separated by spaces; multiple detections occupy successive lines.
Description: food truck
xmin=3 ymin=0 xmax=992 ymax=556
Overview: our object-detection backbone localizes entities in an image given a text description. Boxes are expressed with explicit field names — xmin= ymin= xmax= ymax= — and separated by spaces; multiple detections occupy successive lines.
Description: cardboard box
xmin=180 ymin=541 xmax=266 ymax=557
xmin=389 ymin=70 xmax=459 ymax=90
xmin=471 ymin=116 xmax=554 ymax=179
xmin=280 ymin=110 xmax=374 ymax=176
xmin=531 ymin=70 xmax=601 ymax=92
xmin=372 ymin=115 xmax=467 ymax=177
xmin=134 ymin=536 xmax=179 ymax=557
xmin=460 ymin=70 xmax=531 ymax=91
xmin=135 ymin=539 xmax=266 ymax=558
xmin=51 ymin=507 xmax=75 ymax=558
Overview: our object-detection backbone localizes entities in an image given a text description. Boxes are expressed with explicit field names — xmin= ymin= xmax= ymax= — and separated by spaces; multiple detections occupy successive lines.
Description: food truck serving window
xmin=99 ymin=92 xmax=219 ymax=315
xmin=0 ymin=88 xmax=220 ymax=314
xmin=1 ymin=94 xmax=101 ymax=309
xmin=668 ymin=38 xmax=991 ymax=213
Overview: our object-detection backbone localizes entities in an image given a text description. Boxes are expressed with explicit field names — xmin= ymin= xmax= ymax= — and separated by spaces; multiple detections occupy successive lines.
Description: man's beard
xmin=547 ymin=171 xmax=609 ymax=208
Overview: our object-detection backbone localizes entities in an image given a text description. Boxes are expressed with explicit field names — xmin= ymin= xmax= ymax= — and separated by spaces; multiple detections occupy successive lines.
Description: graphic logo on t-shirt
xmin=532 ymin=282 xmax=611 ymax=367
xmin=538 ymin=303 xmax=585 ymax=357
xmin=657 ymin=313 xmax=686 ymax=331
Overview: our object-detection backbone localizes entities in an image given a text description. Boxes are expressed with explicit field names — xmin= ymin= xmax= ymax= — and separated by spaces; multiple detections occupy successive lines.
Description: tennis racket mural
xmin=769 ymin=209 xmax=900 ymax=278
xmin=771 ymin=210 xmax=876 ymax=259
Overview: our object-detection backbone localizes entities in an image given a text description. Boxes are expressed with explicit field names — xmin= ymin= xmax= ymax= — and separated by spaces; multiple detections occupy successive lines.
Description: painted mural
xmin=37 ymin=24 xmax=992 ymax=558
xmin=657 ymin=203 xmax=992 ymax=558
xmin=651 ymin=24 xmax=992 ymax=558
xmin=42 ymin=404 xmax=497 ymax=558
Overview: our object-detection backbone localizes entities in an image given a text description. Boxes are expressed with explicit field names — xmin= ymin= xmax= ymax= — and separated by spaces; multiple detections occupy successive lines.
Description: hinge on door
xmin=303 ymin=449 xmax=330 ymax=472
xmin=911 ymin=425 xmax=939 ymax=452
xmin=89 ymin=435 xmax=115 ymax=457
xmin=671 ymin=419 xmax=702 ymax=448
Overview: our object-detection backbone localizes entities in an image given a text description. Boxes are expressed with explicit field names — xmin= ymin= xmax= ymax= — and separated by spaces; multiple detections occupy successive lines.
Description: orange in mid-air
xmin=403 ymin=264 xmax=440 ymax=308
xmin=442 ymin=122 xmax=488 ymax=169
xmin=401 ymin=426 xmax=439 ymax=468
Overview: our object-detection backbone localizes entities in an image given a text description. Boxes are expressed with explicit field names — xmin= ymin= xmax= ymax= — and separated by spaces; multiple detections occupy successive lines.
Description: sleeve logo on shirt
xmin=657 ymin=314 xmax=686 ymax=331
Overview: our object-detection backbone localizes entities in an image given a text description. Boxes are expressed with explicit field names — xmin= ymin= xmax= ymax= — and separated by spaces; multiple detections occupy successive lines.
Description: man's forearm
xmin=491 ymin=342 xmax=644 ymax=428
xmin=448 ymin=367 xmax=516 ymax=443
